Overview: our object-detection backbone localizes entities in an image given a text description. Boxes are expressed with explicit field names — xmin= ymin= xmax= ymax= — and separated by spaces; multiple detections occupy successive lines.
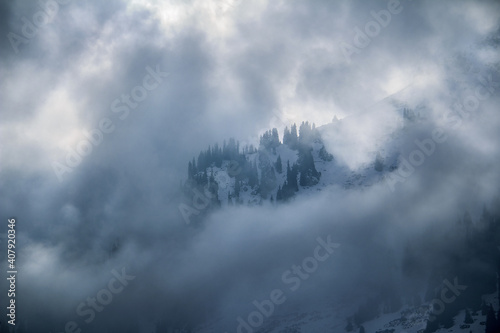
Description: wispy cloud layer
xmin=1 ymin=0 xmax=499 ymax=331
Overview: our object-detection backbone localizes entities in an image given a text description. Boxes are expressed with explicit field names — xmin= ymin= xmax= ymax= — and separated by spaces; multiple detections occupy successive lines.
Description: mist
xmin=1 ymin=0 xmax=500 ymax=332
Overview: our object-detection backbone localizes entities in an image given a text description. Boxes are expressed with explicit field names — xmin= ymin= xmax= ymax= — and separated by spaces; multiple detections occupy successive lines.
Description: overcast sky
xmin=1 ymin=0 xmax=500 ymax=332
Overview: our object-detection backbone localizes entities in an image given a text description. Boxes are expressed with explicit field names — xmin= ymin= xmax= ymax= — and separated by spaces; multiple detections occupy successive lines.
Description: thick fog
xmin=1 ymin=0 xmax=500 ymax=332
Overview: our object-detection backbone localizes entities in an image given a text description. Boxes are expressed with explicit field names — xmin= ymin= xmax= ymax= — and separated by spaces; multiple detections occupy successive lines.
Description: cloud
xmin=0 ymin=0 xmax=499 ymax=331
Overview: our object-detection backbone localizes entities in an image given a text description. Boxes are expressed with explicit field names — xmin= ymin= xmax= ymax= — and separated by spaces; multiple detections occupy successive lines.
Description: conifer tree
xmin=248 ymin=161 xmax=259 ymax=187
xmin=481 ymin=300 xmax=488 ymax=315
xmin=193 ymin=157 xmax=197 ymax=172
xmin=197 ymin=151 xmax=205 ymax=171
xmin=290 ymin=123 xmax=298 ymax=148
xmin=276 ymin=186 xmax=282 ymax=201
xmin=286 ymin=160 xmax=291 ymax=177
xmin=424 ymin=317 xmax=439 ymax=333
xmin=291 ymin=163 xmax=299 ymax=191
xmin=272 ymin=128 xmax=280 ymax=147
xmin=486 ymin=304 xmax=498 ymax=333
xmin=464 ymin=309 xmax=473 ymax=324
xmin=275 ymin=155 xmax=282 ymax=173
xmin=319 ymin=145 xmax=333 ymax=161
xmin=188 ymin=161 xmax=193 ymax=179
xmin=299 ymin=121 xmax=312 ymax=143
xmin=207 ymin=145 xmax=212 ymax=165
xmin=234 ymin=180 xmax=240 ymax=198
xmin=283 ymin=126 xmax=291 ymax=145
xmin=298 ymin=145 xmax=320 ymax=186
xmin=345 ymin=318 xmax=353 ymax=332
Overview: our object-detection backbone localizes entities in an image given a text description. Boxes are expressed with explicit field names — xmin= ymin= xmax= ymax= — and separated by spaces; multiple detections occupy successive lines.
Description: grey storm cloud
xmin=0 ymin=0 xmax=499 ymax=332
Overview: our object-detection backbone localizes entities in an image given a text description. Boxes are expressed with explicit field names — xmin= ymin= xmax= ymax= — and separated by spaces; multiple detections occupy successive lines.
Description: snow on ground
xmin=194 ymin=289 xmax=498 ymax=333
xmin=210 ymin=110 xmax=409 ymax=208
xmin=193 ymin=115 xmax=498 ymax=333
xmin=215 ymin=135 xmax=399 ymax=207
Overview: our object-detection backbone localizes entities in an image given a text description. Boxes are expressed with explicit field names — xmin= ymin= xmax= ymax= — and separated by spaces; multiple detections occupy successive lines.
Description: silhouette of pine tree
xmin=275 ymin=155 xmax=282 ymax=173
xmin=481 ymin=300 xmax=488 ymax=315
xmin=345 ymin=318 xmax=353 ymax=332
xmin=464 ymin=309 xmax=473 ymax=324
xmin=276 ymin=186 xmax=282 ymax=201
xmin=424 ymin=317 xmax=439 ymax=333
xmin=289 ymin=123 xmax=298 ymax=149
xmin=283 ymin=126 xmax=291 ymax=145
xmin=485 ymin=303 xmax=498 ymax=333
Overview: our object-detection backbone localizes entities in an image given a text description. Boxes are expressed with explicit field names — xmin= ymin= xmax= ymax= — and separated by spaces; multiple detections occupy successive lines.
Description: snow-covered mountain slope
xmin=192 ymin=288 xmax=498 ymax=333
xmin=192 ymin=112 xmax=405 ymax=209
xmin=180 ymin=107 xmax=500 ymax=332
xmin=177 ymin=35 xmax=500 ymax=333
